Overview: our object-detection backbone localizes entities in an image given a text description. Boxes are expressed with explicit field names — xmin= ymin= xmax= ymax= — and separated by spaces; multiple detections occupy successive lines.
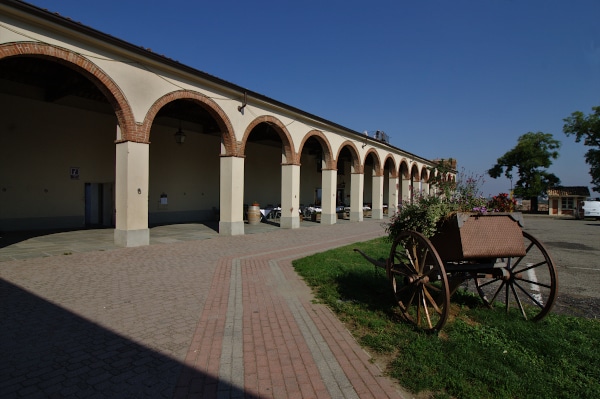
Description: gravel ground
xmin=521 ymin=215 xmax=600 ymax=320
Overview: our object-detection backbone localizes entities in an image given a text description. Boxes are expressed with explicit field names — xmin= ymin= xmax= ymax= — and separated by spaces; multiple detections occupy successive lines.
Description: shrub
xmin=487 ymin=192 xmax=517 ymax=212
xmin=386 ymin=169 xmax=488 ymax=239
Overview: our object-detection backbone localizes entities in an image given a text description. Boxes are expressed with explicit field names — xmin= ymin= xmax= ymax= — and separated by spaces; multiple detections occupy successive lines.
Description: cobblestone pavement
xmin=0 ymin=219 xmax=407 ymax=398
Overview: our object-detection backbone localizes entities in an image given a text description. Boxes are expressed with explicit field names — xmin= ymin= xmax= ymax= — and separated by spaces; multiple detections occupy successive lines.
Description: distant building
xmin=547 ymin=186 xmax=590 ymax=218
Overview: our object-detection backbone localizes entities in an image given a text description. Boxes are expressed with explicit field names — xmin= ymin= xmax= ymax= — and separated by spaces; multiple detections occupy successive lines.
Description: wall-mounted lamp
xmin=238 ymin=91 xmax=247 ymax=113
xmin=174 ymin=121 xmax=186 ymax=144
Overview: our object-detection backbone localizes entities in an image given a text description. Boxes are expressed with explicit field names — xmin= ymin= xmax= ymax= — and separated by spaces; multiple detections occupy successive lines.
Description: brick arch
xmin=240 ymin=116 xmax=295 ymax=163
xmin=297 ymin=130 xmax=334 ymax=169
xmin=420 ymin=165 xmax=430 ymax=182
xmin=0 ymin=42 xmax=138 ymax=141
xmin=335 ymin=141 xmax=362 ymax=174
xmin=142 ymin=90 xmax=236 ymax=155
xmin=410 ymin=163 xmax=420 ymax=180
xmin=399 ymin=159 xmax=410 ymax=179
xmin=383 ymin=155 xmax=398 ymax=178
xmin=363 ymin=149 xmax=382 ymax=176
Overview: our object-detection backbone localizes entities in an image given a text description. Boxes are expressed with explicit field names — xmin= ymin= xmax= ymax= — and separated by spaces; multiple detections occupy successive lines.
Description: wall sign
xmin=70 ymin=167 xmax=80 ymax=180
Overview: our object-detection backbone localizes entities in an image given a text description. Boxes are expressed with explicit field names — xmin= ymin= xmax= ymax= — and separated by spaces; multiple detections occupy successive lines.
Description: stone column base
xmin=372 ymin=209 xmax=384 ymax=220
xmin=350 ymin=211 xmax=363 ymax=222
xmin=320 ymin=213 xmax=337 ymax=225
xmin=280 ymin=216 xmax=300 ymax=229
xmin=114 ymin=228 xmax=149 ymax=247
xmin=219 ymin=221 xmax=245 ymax=236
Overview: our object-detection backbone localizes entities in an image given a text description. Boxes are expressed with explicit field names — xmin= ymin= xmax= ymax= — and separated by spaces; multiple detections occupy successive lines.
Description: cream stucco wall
xmin=148 ymin=124 xmax=221 ymax=224
xmin=0 ymin=92 xmax=115 ymax=230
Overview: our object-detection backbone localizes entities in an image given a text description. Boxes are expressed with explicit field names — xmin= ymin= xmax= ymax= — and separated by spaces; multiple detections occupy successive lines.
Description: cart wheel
xmin=388 ymin=231 xmax=450 ymax=333
xmin=474 ymin=231 xmax=558 ymax=321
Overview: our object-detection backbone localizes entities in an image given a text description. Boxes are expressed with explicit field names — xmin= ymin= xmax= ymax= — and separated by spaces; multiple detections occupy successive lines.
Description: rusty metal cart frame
xmin=355 ymin=213 xmax=558 ymax=333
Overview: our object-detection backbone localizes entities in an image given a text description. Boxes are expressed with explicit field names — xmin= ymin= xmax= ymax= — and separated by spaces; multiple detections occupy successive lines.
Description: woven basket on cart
xmin=430 ymin=212 xmax=527 ymax=261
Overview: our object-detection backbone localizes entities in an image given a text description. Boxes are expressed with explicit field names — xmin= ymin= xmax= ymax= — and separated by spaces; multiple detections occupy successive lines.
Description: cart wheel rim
xmin=474 ymin=231 xmax=558 ymax=321
xmin=389 ymin=230 xmax=450 ymax=332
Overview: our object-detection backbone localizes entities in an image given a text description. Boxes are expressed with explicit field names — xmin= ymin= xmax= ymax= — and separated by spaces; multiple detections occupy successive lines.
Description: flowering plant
xmin=386 ymin=169 xmax=491 ymax=239
xmin=487 ymin=193 xmax=517 ymax=212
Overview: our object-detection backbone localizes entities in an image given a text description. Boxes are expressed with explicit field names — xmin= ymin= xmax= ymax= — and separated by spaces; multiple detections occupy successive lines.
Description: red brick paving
xmin=1 ymin=220 xmax=406 ymax=398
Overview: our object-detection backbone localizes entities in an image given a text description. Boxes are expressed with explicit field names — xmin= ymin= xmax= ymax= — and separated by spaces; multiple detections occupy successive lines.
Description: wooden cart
xmin=355 ymin=212 xmax=558 ymax=333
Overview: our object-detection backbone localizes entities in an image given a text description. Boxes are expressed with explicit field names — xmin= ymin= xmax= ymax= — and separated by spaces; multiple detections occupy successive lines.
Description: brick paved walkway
xmin=1 ymin=219 xmax=407 ymax=398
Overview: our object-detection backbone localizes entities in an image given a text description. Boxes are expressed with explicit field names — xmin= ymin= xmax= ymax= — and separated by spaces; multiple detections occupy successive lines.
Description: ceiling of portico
xmin=0 ymin=56 xmax=222 ymax=136
xmin=246 ymin=121 xmax=286 ymax=148
xmin=0 ymin=56 xmax=112 ymax=112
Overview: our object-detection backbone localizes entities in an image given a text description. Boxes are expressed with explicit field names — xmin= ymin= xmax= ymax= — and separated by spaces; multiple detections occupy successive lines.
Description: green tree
xmin=563 ymin=105 xmax=600 ymax=192
xmin=488 ymin=132 xmax=561 ymax=211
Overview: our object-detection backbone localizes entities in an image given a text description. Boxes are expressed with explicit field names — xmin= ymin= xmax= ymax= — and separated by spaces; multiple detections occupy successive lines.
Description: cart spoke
xmin=418 ymin=248 xmax=430 ymax=274
xmin=513 ymin=280 xmax=546 ymax=310
xmin=514 ymin=260 xmax=547 ymax=275
xmin=396 ymin=247 xmax=418 ymax=275
xmin=396 ymin=284 xmax=412 ymax=296
xmin=422 ymin=294 xmax=433 ymax=329
xmin=409 ymin=245 xmax=421 ymax=274
xmin=399 ymin=288 xmax=417 ymax=310
xmin=510 ymin=282 xmax=528 ymax=319
xmin=390 ymin=263 xmax=414 ymax=277
xmin=415 ymin=292 xmax=423 ymax=326
xmin=424 ymin=282 xmax=442 ymax=293
xmin=423 ymin=285 xmax=444 ymax=315
xmin=489 ymin=280 xmax=506 ymax=304
xmin=514 ymin=276 xmax=553 ymax=290
xmin=477 ymin=276 xmax=502 ymax=290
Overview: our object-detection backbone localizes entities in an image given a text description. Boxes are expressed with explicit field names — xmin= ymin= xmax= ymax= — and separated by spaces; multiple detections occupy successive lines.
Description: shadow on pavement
xmin=0 ymin=228 xmax=95 ymax=249
xmin=0 ymin=279 xmax=257 ymax=398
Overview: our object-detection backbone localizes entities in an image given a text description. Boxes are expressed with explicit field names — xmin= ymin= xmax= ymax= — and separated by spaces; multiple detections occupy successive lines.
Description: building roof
xmin=547 ymin=186 xmax=590 ymax=197
xmin=1 ymin=0 xmax=437 ymax=166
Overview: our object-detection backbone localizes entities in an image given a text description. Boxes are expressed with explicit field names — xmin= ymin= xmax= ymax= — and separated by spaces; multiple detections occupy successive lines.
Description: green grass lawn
xmin=292 ymin=237 xmax=600 ymax=399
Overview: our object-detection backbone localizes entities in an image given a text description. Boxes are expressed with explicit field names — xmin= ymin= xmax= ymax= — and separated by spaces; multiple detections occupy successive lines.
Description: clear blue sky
xmin=25 ymin=0 xmax=600 ymax=197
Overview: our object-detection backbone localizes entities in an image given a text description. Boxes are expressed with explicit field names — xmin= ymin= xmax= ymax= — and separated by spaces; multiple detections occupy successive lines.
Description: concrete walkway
xmin=0 ymin=219 xmax=407 ymax=398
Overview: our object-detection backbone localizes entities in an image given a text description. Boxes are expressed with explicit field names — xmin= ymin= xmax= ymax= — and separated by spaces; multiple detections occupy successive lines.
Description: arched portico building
xmin=0 ymin=1 xmax=454 ymax=247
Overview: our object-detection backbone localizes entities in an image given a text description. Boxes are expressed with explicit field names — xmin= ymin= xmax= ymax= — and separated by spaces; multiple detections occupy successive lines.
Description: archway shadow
xmin=0 ymin=279 xmax=258 ymax=398
xmin=0 ymin=227 xmax=112 ymax=249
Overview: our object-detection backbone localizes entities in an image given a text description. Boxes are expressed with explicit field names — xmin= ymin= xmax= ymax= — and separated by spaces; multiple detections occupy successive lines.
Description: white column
xmin=219 ymin=156 xmax=245 ymax=235
xmin=371 ymin=175 xmax=384 ymax=219
xmin=281 ymin=164 xmax=300 ymax=229
xmin=401 ymin=178 xmax=411 ymax=203
xmin=321 ymin=169 xmax=337 ymax=225
xmin=388 ymin=176 xmax=398 ymax=215
xmin=350 ymin=172 xmax=364 ymax=222
xmin=114 ymin=141 xmax=149 ymax=247
xmin=421 ymin=181 xmax=430 ymax=196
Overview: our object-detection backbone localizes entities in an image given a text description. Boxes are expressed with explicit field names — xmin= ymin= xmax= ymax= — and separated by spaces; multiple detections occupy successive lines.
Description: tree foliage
xmin=488 ymin=132 xmax=561 ymax=209
xmin=563 ymin=105 xmax=600 ymax=192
